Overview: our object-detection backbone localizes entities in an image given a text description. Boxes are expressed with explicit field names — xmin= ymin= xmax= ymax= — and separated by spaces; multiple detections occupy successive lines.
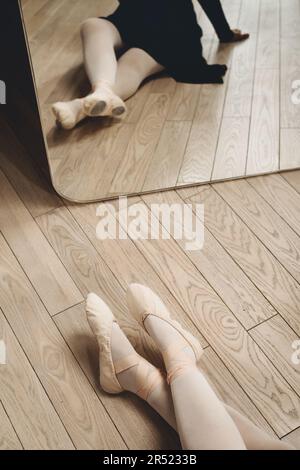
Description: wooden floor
xmin=21 ymin=0 xmax=300 ymax=202
xmin=0 ymin=114 xmax=300 ymax=449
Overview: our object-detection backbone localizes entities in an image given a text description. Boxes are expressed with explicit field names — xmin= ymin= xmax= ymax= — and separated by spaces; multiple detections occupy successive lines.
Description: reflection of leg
xmin=80 ymin=18 xmax=126 ymax=117
xmin=81 ymin=18 xmax=122 ymax=88
xmin=52 ymin=18 xmax=127 ymax=128
xmin=114 ymin=48 xmax=165 ymax=101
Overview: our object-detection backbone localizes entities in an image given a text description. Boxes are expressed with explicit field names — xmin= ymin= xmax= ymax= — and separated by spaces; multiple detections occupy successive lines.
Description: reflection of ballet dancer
xmin=53 ymin=0 xmax=249 ymax=130
xmin=86 ymin=285 xmax=295 ymax=451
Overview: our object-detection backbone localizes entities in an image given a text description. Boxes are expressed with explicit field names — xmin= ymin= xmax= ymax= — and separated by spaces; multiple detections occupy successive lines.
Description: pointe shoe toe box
xmin=86 ymin=293 xmax=123 ymax=394
xmin=127 ymin=284 xmax=203 ymax=362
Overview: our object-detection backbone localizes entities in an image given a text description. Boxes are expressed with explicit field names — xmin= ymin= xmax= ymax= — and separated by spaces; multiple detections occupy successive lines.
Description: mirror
xmin=20 ymin=0 xmax=300 ymax=202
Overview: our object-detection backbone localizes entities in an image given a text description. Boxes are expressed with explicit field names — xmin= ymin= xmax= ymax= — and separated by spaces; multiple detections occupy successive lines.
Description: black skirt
xmin=103 ymin=0 xmax=227 ymax=84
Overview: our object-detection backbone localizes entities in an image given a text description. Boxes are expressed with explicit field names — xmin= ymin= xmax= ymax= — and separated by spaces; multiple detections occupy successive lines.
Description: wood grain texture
xmin=247 ymin=69 xmax=279 ymax=174
xmin=0 ymin=304 xmax=73 ymax=450
xmin=55 ymin=303 xmax=180 ymax=450
xmin=212 ymin=117 xmax=249 ymax=180
xmin=0 ymin=169 xmax=82 ymax=315
xmin=180 ymin=185 xmax=300 ymax=336
xmin=280 ymin=129 xmax=300 ymax=170
xmin=248 ymin=174 xmax=300 ymax=236
xmin=67 ymin=201 xmax=208 ymax=349
xmin=256 ymin=0 xmax=280 ymax=69
xmin=281 ymin=38 xmax=300 ymax=128
xmin=283 ymin=427 xmax=300 ymax=450
xmin=143 ymin=121 xmax=191 ymax=191
xmin=110 ymin=93 xmax=170 ymax=194
xmin=250 ymin=315 xmax=300 ymax=396
xmin=201 ymin=348 xmax=275 ymax=437
xmin=223 ymin=35 xmax=257 ymax=118
xmin=0 ymin=234 xmax=125 ymax=450
xmin=214 ymin=179 xmax=300 ymax=284
xmin=0 ymin=401 xmax=22 ymax=450
xmin=147 ymin=189 xmax=276 ymax=329
xmin=282 ymin=170 xmax=300 ymax=193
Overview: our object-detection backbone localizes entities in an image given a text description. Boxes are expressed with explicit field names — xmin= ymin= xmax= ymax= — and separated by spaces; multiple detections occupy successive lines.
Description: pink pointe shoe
xmin=86 ymin=293 xmax=164 ymax=397
xmin=127 ymin=284 xmax=203 ymax=384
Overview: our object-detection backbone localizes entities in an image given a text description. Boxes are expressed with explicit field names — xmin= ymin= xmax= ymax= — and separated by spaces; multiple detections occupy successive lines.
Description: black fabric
xmin=103 ymin=0 xmax=233 ymax=84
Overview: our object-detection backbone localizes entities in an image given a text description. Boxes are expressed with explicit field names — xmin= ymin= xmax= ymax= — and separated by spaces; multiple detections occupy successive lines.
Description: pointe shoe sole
xmin=127 ymin=284 xmax=203 ymax=362
xmin=86 ymin=293 xmax=123 ymax=395
xmin=112 ymin=106 xmax=126 ymax=117
xmin=88 ymin=100 xmax=107 ymax=117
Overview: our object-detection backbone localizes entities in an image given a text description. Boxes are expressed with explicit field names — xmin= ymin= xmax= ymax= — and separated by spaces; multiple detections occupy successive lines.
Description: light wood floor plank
xmin=248 ymin=174 xmax=300 ymax=236
xmin=145 ymin=189 xmax=276 ymax=329
xmin=0 ymin=169 xmax=83 ymax=316
xmin=280 ymin=129 xmax=300 ymax=170
xmin=110 ymin=197 xmax=300 ymax=436
xmin=250 ymin=315 xmax=300 ymax=396
xmin=247 ymin=69 xmax=280 ymax=174
xmin=256 ymin=0 xmax=280 ymax=69
xmin=281 ymin=38 xmax=300 ymax=128
xmin=214 ymin=179 xmax=300 ymax=284
xmin=223 ymin=35 xmax=257 ymax=118
xmin=281 ymin=0 xmax=300 ymax=38
xmin=178 ymin=78 xmax=229 ymax=185
xmin=282 ymin=170 xmax=300 ymax=193
xmin=212 ymin=117 xmax=249 ymax=180
xmin=0 ymin=401 xmax=22 ymax=450
xmin=143 ymin=121 xmax=191 ymax=192
xmin=167 ymin=84 xmax=200 ymax=121
xmin=0 ymin=303 xmax=74 ymax=450
xmin=55 ymin=303 xmax=180 ymax=450
xmin=180 ymin=185 xmax=300 ymax=336
xmin=238 ymin=0 xmax=260 ymax=33
xmin=0 ymin=234 xmax=125 ymax=450
xmin=67 ymin=201 xmax=208 ymax=348
xmin=283 ymin=427 xmax=300 ymax=449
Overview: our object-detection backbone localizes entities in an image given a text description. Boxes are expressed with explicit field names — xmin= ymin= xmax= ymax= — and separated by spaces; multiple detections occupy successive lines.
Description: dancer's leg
xmin=80 ymin=18 xmax=127 ymax=117
xmin=53 ymin=18 xmax=126 ymax=128
xmin=114 ymin=48 xmax=165 ymax=101
xmin=143 ymin=316 xmax=246 ymax=450
xmin=148 ymin=384 xmax=294 ymax=450
xmin=80 ymin=18 xmax=122 ymax=88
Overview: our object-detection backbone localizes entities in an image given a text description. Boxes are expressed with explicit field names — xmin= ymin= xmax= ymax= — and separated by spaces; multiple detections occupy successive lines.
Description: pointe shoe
xmin=127 ymin=284 xmax=203 ymax=382
xmin=52 ymin=102 xmax=77 ymax=130
xmin=86 ymin=293 xmax=164 ymax=397
xmin=83 ymin=81 xmax=127 ymax=118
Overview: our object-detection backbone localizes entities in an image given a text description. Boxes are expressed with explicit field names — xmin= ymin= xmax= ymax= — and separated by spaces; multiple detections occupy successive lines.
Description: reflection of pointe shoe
xmin=52 ymin=102 xmax=76 ymax=130
xmin=127 ymin=284 xmax=204 ymax=371
xmin=52 ymin=99 xmax=85 ymax=130
xmin=86 ymin=293 xmax=164 ymax=397
xmin=83 ymin=83 xmax=127 ymax=118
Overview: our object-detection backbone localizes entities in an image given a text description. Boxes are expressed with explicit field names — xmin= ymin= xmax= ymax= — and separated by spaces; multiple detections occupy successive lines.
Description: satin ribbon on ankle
xmin=114 ymin=354 xmax=165 ymax=401
xmin=162 ymin=339 xmax=196 ymax=385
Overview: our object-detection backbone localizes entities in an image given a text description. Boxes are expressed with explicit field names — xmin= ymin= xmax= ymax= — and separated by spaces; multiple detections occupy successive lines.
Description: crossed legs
xmin=52 ymin=18 xmax=164 ymax=129
xmin=86 ymin=289 xmax=294 ymax=451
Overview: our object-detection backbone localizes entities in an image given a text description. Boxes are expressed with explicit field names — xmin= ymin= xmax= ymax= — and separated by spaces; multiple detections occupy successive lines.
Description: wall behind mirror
xmin=20 ymin=0 xmax=300 ymax=202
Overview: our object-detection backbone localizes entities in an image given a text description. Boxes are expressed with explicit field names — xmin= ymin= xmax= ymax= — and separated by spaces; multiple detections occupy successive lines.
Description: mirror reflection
xmin=21 ymin=0 xmax=293 ymax=202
